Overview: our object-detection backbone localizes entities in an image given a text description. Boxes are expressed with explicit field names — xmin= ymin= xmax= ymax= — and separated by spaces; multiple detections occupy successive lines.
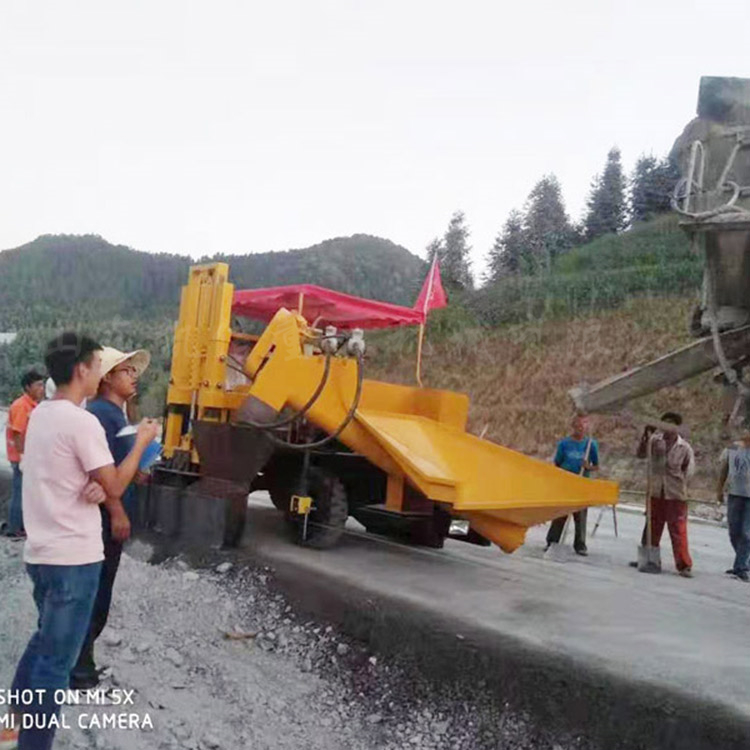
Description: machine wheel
xmin=269 ymin=467 xmax=348 ymax=549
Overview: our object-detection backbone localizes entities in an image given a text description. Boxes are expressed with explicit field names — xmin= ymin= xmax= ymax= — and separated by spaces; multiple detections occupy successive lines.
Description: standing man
xmin=71 ymin=346 xmax=151 ymax=690
xmin=1 ymin=333 xmax=158 ymax=750
xmin=635 ymin=412 xmax=696 ymax=578
xmin=717 ymin=429 xmax=750 ymax=582
xmin=546 ymin=414 xmax=599 ymax=556
xmin=4 ymin=370 xmax=46 ymax=539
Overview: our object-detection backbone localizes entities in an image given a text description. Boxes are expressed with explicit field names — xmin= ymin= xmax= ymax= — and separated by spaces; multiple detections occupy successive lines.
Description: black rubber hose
xmin=234 ymin=353 xmax=333 ymax=430
xmin=235 ymin=351 xmax=364 ymax=452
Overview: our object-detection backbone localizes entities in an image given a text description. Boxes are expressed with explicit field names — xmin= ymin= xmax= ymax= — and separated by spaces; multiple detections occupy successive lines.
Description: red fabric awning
xmin=232 ymin=284 xmax=425 ymax=329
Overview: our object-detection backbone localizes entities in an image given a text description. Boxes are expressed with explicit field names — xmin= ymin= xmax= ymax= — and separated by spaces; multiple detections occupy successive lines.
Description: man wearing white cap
xmin=70 ymin=346 xmax=152 ymax=690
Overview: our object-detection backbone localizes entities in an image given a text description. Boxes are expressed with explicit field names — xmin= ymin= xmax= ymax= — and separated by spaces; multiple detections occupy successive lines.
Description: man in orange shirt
xmin=4 ymin=370 xmax=46 ymax=538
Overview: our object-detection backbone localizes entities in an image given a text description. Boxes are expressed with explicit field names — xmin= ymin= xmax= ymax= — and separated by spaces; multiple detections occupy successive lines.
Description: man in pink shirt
xmin=1 ymin=333 xmax=158 ymax=750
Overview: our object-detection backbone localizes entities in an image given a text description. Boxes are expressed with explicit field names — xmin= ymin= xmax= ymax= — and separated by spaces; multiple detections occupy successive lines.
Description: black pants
xmin=71 ymin=519 xmax=123 ymax=681
xmin=546 ymin=509 xmax=588 ymax=550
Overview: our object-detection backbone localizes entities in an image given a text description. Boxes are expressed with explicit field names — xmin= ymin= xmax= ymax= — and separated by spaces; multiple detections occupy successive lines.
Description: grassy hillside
xmin=369 ymin=295 xmax=721 ymax=497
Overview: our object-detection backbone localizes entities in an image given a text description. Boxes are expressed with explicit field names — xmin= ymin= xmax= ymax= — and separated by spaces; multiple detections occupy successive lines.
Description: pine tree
xmin=584 ymin=147 xmax=628 ymax=240
xmin=631 ymin=153 xmax=680 ymax=222
xmin=440 ymin=211 xmax=474 ymax=290
xmin=425 ymin=237 xmax=444 ymax=264
xmin=485 ymin=210 xmax=527 ymax=283
xmin=523 ymin=175 xmax=572 ymax=272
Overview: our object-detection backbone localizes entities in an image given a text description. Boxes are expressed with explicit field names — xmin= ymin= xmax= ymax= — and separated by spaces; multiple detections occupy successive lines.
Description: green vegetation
xmin=0 ymin=233 xmax=426 ymax=330
xmin=467 ymin=215 xmax=700 ymax=327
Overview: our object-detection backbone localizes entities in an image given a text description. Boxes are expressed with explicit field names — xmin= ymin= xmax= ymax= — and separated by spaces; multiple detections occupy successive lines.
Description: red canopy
xmin=232 ymin=284 xmax=425 ymax=330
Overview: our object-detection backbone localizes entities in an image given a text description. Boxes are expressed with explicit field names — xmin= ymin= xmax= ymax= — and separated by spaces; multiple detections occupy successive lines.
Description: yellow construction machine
xmin=156 ymin=263 xmax=618 ymax=552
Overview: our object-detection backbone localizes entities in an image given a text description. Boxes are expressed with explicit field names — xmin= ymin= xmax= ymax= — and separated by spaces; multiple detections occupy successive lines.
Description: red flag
xmin=413 ymin=257 xmax=448 ymax=320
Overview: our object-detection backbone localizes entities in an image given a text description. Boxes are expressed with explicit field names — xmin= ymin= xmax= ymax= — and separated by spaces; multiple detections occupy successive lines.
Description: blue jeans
xmin=11 ymin=562 xmax=102 ymax=750
xmin=8 ymin=462 xmax=24 ymax=534
xmin=727 ymin=494 xmax=750 ymax=573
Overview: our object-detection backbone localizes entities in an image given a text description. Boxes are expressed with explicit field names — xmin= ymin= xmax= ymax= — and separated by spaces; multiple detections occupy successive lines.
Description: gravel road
xmin=0 ymin=535 xmax=593 ymax=750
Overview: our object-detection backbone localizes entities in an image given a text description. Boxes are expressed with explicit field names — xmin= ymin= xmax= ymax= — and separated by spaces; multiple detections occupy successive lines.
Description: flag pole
xmin=416 ymin=322 xmax=425 ymax=387
xmin=415 ymin=256 xmax=437 ymax=387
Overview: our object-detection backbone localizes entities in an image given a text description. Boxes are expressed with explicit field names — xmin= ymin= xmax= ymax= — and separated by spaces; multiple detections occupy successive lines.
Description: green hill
xmin=0 ymin=232 xmax=426 ymax=407
xmin=0 ymin=233 xmax=426 ymax=330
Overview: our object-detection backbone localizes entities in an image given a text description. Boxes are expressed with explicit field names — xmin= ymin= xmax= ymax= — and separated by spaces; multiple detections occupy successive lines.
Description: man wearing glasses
xmin=70 ymin=346 xmax=152 ymax=690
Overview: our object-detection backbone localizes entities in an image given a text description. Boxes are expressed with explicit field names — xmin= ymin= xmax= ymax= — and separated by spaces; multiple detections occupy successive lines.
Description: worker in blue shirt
xmin=545 ymin=414 xmax=599 ymax=556
xmin=70 ymin=346 xmax=151 ymax=689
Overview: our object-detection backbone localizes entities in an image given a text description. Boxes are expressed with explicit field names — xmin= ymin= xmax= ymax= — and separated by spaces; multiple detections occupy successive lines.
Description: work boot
xmin=70 ymin=670 xmax=100 ymax=690
xmin=574 ymin=546 xmax=588 ymax=557
xmin=734 ymin=570 xmax=749 ymax=582
xmin=678 ymin=568 xmax=693 ymax=578
xmin=726 ymin=569 xmax=736 ymax=575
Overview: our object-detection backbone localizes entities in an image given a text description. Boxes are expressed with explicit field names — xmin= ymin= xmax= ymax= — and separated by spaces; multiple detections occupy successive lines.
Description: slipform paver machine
xmin=156 ymin=263 xmax=618 ymax=552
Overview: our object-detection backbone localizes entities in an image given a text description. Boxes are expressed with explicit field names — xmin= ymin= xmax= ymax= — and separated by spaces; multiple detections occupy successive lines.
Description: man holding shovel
xmin=545 ymin=414 xmax=599 ymax=556
xmin=634 ymin=412 xmax=695 ymax=577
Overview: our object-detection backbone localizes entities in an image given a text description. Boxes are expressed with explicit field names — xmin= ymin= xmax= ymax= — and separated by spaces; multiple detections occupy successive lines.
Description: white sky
xmin=1 ymin=0 xmax=749 ymax=281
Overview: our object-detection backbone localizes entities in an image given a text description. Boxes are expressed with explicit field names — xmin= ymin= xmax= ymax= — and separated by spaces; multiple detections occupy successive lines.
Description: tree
xmin=631 ymin=153 xmax=680 ymax=222
xmin=425 ymin=237 xmax=444 ymax=264
xmin=584 ymin=147 xmax=628 ymax=240
xmin=523 ymin=175 xmax=573 ymax=272
xmin=485 ymin=210 xmax=528 ymax=283
xmin=440 ymin=211 xmax=474 ymax=290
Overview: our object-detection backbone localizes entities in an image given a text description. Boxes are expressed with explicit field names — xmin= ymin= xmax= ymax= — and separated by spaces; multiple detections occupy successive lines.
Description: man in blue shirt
xmin=545 ymin=414 xmax=599 ymax=556
xmin=70 ymin=346 xmax=151 ymax=689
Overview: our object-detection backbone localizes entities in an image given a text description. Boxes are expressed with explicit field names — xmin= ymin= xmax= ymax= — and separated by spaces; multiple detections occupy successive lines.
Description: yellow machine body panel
xmin=355 ymin=410 xmax=618 ymax=551
xmin=164 ymin=263 xmax=619 ymax=554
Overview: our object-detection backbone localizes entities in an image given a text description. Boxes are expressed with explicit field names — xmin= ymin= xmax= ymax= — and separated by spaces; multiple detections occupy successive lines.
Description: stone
xmin=336 ymin=643 xmax=349 ymax=656
xmin=366 ymin=713 xmax=382 ymax=724
xmin=433 ymin=720 xmax=451 ymax=735
xmin=103 ymin=630 xmax=123 ymax=647
xmin=183 ymin=571 xmax=200 ymax=582
xmin=216 ymin=562 xmax=232 ymax=574
xmin=165 ymin=648 xmax=185 ymax=667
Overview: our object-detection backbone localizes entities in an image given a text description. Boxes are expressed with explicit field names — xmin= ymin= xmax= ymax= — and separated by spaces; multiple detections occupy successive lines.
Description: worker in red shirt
xmin=4 ymin=370 xmax=46 ymax=538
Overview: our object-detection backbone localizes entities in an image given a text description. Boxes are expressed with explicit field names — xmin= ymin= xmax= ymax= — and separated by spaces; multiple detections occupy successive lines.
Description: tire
xmin=269 ymin=467 xmax=348 ymax=549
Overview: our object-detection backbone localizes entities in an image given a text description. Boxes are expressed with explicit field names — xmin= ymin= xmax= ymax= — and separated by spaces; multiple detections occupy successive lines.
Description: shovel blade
xmin=637 ymin=545 xmax=662 ymax=573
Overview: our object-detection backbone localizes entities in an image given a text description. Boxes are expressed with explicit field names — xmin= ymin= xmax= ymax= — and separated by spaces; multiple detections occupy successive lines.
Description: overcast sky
xmin=1 ymin=0 xmax=749 ymax=280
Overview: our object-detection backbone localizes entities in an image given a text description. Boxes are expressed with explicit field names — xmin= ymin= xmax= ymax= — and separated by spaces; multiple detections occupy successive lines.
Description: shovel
xmin=637 ymin=434 xmax=662 ymax=573
xmin=544 ymin=434 xmax=593 ymax=563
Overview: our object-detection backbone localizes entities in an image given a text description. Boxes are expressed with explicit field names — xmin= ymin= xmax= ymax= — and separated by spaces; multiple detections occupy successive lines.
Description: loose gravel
xmin=0 ymin=537 xmax=595 ymax=749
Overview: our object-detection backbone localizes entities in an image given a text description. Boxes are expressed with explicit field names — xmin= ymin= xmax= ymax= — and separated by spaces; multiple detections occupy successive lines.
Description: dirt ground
xmin=0 ymin=535 xmax=595 ymax=750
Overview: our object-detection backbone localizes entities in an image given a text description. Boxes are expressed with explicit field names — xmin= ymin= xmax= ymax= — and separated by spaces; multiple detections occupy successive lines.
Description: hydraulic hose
xmin=243 ymin=351 xmax=365 ymax=452
xmin=234 ymin=352 xmax=333 ymax=430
